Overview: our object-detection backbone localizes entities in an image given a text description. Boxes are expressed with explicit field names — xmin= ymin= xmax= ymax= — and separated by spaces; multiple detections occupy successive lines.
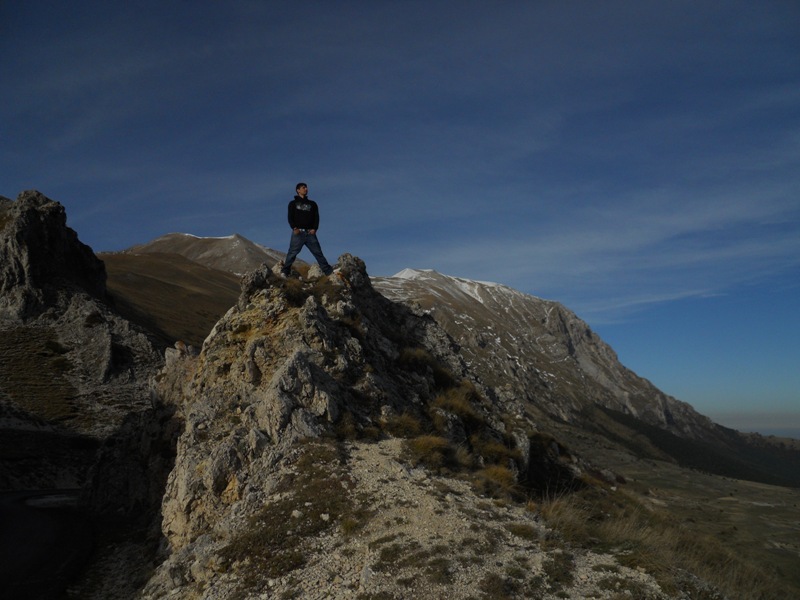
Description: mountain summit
xmin=125 ymin=232 xmax=284 ymax=275
xmin=140 ymin=254 xmax=657 ymax=599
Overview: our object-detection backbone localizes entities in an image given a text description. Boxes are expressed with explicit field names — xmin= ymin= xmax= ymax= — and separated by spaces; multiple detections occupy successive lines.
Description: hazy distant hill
xmin=124 ymin=232 xmax=284 ymax=275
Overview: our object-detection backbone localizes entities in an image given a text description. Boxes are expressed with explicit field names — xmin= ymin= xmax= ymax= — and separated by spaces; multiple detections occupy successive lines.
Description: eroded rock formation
xmin=138 ymin=253 xmax=612 ymax=598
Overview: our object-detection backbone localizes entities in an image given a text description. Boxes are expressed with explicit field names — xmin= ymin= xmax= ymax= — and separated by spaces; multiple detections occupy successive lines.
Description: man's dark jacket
xmin=287 ymin=196 xmax=320 ymax=230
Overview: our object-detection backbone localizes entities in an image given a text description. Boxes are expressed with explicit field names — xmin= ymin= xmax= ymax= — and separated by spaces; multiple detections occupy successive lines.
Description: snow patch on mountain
xmin=124 ymin=232 xmax=283 ymax=275
xmin=389 ymin=267 xmax=542 ymax=305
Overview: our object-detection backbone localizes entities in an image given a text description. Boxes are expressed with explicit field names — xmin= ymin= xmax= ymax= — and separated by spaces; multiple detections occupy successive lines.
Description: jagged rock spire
xmin=0 ymin=190 xmax=106 ymax=320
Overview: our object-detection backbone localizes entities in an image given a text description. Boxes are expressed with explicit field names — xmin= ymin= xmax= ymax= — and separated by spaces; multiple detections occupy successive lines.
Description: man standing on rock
xmin=280 ymin=182 xmax=334 ymax=277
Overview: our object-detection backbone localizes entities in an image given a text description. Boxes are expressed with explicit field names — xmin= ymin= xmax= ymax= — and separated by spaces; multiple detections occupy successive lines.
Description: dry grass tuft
xmin=505 ymin=522 xmax=540 ymax=541
xmin=474 ymin=465 xmax=518 ymax=499
xmin=281 ymin=278 xmax=309 ymax=307
xmin=406 ymin=435 xmax=454 ymax=471
xmin=542 ymin=550 xmax=575 ymax=593
xmin=334 ymin=411 xmax=384 ymax=442
xmin=384 ymin=412 xmax=424 ymax=438
xmin=471 ymin=435 xmax=522 ymax=466
xmin=432 ymin=383 xmax=484 ymax=427
xmin=397 ymin=347 xmax=456 ymax=390
xmin=334 ymin=411 xmax=359 ymax=440
xmin=397 ymin=346 xmax=431 ymax=366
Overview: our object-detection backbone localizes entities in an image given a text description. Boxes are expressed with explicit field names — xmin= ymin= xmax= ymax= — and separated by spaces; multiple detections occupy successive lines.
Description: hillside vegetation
xmin=101 ymin=251 xmax=240 ymax=348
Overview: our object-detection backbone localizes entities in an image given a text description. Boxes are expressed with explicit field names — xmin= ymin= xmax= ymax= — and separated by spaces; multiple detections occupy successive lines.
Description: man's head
xmin=296 ymin=182 xmax=308 ymax=197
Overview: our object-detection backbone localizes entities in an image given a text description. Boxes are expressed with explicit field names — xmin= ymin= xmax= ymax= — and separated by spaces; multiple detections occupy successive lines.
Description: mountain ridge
xmin=96 ymin=230 xmax=800 ymax=491
xmin=123 ymin=231 xmax=286 ymax=275
xmin=2 ymin=194 xmax=798 ymax=599
xmin=373 ymin=268 xmax=710 ymax=434
xmin=110 ymin=231 xmax=800 ymax=486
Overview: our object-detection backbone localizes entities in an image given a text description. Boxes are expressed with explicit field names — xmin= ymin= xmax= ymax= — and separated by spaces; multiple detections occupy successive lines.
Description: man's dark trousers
xmin=282 ymin=230 xmax=333 ymax=275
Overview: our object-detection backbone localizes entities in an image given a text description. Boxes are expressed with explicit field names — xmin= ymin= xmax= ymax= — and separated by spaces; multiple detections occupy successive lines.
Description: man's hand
xmin=309 ymin=229 xmax=316 ymax=235
xmin=293 ymin=227 xmax=301 ymax=234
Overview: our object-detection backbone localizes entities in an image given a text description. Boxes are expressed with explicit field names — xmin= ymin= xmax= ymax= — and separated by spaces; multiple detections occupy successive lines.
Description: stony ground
xmin=160 ymin=438 xmax=669 ymax=600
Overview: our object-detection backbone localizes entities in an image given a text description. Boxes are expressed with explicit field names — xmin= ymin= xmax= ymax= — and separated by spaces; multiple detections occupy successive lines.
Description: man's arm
xmin=312 ymin=201 xmax=320 ymax=231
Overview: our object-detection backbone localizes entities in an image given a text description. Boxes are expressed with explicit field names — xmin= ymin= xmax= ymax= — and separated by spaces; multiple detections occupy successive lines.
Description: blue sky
xmin=2 ymin=1 xmax=798 ymax=435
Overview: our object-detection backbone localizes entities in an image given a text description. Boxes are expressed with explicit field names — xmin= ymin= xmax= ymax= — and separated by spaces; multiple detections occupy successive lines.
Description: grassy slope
xmin=552 ymin=417 xmax=800 ymax=598
xmin=590 ymin=405 xmax=800 ymax=488
xmin=100 ymin=252 xmax=240 ymax=349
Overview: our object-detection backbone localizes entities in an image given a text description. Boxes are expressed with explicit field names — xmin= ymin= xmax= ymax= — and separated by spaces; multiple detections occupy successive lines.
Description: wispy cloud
xmin=2 ymin=1 xmax=798 ymax=421
xmin=6 ymin=1 xmax=795 ymax=319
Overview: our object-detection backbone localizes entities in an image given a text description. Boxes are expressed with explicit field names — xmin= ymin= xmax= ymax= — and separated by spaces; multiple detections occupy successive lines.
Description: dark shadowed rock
xmin=0 ymin=191 xmax=177 ymax=598
xmin=0 ymin=190 xmax=106 ymax=321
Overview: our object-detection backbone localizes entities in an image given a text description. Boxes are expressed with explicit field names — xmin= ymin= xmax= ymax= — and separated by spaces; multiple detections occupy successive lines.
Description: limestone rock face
xmin=144 ymin=254 xmax=598 ymax=598
xmin=373 ymin=269 xmax=715 ymax=439
xmin=155 ymin=254 xmax=469 ymax=547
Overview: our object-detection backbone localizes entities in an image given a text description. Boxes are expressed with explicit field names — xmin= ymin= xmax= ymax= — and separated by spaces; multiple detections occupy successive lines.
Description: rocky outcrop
xmin=143 ymin=254 xmax=599 ymax=598
xmin=0 ymin=190 xmax=106 ymax=321
xmin=0 ymin=190 xmax=178 ymax=598
xmin=0 ymin=191 xmax=168 ymax=508
xmin=0 ymin=197 xmax=770 ymax=598
xmin=155 ymin=254 xmax=470 ymax=547
xmin=144 ymin=435 xmax=671 ymax=600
